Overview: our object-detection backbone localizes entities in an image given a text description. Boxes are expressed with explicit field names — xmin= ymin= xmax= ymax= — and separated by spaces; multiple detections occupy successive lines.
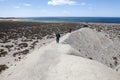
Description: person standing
xmin=69 ymin=28 xmax=72 ymax=33
xmin=56 ymin=33 xmax=60 ymax=43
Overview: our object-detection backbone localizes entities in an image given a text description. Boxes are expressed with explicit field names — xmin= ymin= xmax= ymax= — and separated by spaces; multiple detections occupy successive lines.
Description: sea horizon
xmin=1 ymin=17 xmax=120 ymax=24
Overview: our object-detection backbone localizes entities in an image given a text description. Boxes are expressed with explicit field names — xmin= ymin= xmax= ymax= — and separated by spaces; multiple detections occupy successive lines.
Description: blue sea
xmin=22 ymin=17 xmax=120 ymax=23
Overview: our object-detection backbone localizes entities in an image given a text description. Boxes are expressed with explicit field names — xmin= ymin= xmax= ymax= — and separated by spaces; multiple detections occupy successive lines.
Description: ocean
xmin=23 ymin=17 xmax=120 ymax=23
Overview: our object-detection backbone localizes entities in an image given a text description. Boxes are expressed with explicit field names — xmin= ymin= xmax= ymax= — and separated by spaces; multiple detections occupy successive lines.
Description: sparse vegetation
xmin=89 ymin=23 xmax=120 ymax=40
xmin=0 ymin=49 xmax=4 ymax=52
xmin=13 ymin=49 xmax=29 ymax=57
xmin=30 ymin=41 xmax=38 ymax=49
xmin=113 ymin=57 xmax=117 ymax=60
xmin=0 ymin=50 xmax=8 ymax=57
xmin=88 ymin=57 xmax=93 ymax=60
xmin=18 ymin=43 xmax=28 ymax=49
xmin=0 ymin=22 xmax=83 ymax=43
xmin=4 ymin=45 xmax=14 ymax=49
xmin=0 ymin=21 xmax=120 ymax=70
xmin=0 ymin=64 xmax=8 ymax=73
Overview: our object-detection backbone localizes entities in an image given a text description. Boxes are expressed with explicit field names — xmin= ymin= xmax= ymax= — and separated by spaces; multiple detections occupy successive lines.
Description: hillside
xmin=0 ymin=28 xmax=120 ymax=80
xmin=63 ymin=28 xmax=120 ymax=68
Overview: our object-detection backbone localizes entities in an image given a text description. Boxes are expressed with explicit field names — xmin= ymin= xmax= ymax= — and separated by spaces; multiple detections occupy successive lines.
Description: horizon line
xmin=1 ymin=16 xmax=120 ymax=18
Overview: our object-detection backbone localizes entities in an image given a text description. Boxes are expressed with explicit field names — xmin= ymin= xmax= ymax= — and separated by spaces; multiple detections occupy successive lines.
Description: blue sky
xmin=0 ymin=0 xmax=120 ymax=17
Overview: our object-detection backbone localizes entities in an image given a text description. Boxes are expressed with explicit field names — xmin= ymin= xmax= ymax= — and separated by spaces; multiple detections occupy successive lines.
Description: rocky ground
xmin=0 ymin=21 xmax=120 ymax=73
xmin=88 ymin=23 xmax=120 ymax=40
xmin=0 ymin=21 xmax=83 ymax=73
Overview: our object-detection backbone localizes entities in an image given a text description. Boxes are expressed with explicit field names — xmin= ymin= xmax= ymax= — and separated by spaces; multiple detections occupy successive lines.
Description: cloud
xmin=48 ymin=0 xmax=78 ymax=6
xmin=23 ymin=3 xmax=31 ymax=6
xmin=13 ymin=3 xmax=31 ymax=9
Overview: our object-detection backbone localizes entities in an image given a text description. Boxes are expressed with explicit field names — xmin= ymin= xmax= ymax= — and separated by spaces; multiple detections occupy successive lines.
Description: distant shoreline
xmin=0 ymin=19 xmax=24 ymax=22
xmin=0 ymin=19 xmax=120 ymax=25
xmin=1 ymin=17 xmax=120 ymax=24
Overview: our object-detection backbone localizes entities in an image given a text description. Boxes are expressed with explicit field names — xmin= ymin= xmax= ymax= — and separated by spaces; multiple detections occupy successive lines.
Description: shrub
xmin=4 ymin=45 xmax=13 ymax=49
xmin=0 ymin=51 xmax=8 ymax=57
xmin=13 ymin=49 xmax=29 ymax=57
xmin=0 ymin=64 xmax=8 ymax=73
xmin=18 ymin=43 xmax=28 ymax=49
xmin=0 ymin=49 xmax=4 ymax=52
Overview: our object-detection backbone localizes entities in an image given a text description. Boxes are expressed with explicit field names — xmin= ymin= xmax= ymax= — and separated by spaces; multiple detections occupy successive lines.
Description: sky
xmin=0 ymin=0 xmax=120 ymax=17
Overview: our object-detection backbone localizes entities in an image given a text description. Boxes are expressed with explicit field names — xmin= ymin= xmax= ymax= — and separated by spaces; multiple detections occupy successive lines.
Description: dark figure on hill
xmin=56 ymin=33 xmax=61 ymax=43
xmin=69 ymin=28 xmax=72 ymax=33
xmin=83 ymin=24 xmax=89 ymax=28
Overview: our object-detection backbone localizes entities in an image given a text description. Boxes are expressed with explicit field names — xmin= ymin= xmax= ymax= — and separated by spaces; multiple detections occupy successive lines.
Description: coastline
xmin=0 ymin=19 xmax=24 ymax=22
xmin=0 ymin=18 xmax=120 ymax=25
